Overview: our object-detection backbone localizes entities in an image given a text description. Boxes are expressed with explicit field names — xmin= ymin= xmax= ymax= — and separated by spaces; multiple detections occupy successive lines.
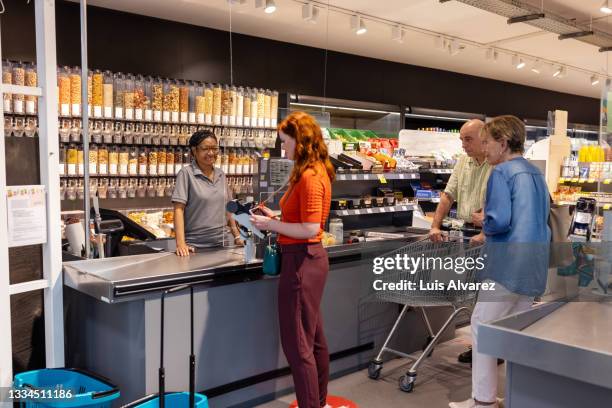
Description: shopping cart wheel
xmin=399 ymin=373 xmax=416 ymax=393
xmin=423 ymin=335 xmax=435 ymax=357
xmin=367 ymin=361 xmax=383 ymax=380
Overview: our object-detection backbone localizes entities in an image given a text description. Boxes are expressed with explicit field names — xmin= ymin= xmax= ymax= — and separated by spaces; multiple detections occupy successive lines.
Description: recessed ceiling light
xmin=601 ymin=0 xmax=612 ymax=14
xmin=531 ymin=60 xmax=542 ymax=74
xmin=351 ymin=15 xmax=367 ymax=35
xmin=591 ymin=75 xmax=600 ymax=85
xmin=553 ymin=66 xmax=566 ymax=78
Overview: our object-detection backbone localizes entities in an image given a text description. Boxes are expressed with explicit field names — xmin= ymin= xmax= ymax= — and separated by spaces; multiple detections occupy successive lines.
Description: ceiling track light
xmin=512 ymin=55 xmax=526 ymax=69
xmin=302 ymin=3 xmax=319 ymax=24
xmin=255 ymin=0 xmax=276 ymax=14
xmin=227 ymin=0 xmax=246 ymax=4
xmin=448 ymin=39 xmax=462 ymax=56
xmin=391 ymin=25 xmax=406 ymax=43
xmin=507 ymin=13 xmax=545 ymax=24
xmin=591 ymin=75 xmax=600 ymax=85
xmin=485 ymin=48 xmax=498 ymax=62
xmin=531 ymin=60 xmax=542 ymax=74
xmin=350 ymin=15 xmax=367 ymax=35
xmin=601 ymin=0 xmax=612 ymax=14
xmin=558 ymin=31 xmax=594 ymax=40
xmin=553 ymin=66 xmax=566 ymax=78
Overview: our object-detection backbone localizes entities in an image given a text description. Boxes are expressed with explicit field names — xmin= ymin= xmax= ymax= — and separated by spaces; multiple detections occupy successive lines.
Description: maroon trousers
xmin=279 ymin=243 xmax=330 ymax=408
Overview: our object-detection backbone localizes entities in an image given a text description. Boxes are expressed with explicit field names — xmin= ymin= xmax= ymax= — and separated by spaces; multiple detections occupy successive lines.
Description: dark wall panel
xmin=1 ymin=0 xmax=600 ymax=124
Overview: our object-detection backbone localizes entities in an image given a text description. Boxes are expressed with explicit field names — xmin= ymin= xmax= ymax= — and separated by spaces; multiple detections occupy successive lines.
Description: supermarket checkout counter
xmin=63 ymin=230 xmax=458 ymax=406
xmin=479 ymin=301 xmax=612 ymax=408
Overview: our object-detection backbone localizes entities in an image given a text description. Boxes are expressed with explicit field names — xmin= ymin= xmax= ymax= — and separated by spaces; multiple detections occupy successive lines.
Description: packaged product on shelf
xmin=162 ymin=80 xmax=171 ymax=122
xmin=203 ymin=83 xmax=213 ymax=125
xmin=166 ymin=147 xmax=175 ymax=176
xmin=114 ymin=73 xmax=125 ymax=119
xmin=142 ymin=78 xmax=152 ymax=121
xmin=250 ymin=89 xmax=258 ymax=128
xmin=229 ymin=86 xmax=237 ymax=126
xmin=165 ymin=179 xmax=175 ymax=197
xmin=98 ymin=179 xmax=109 ymax=199
xmin=158 ymin=148 xmax=167 ymax=176
xmin=124 ymin=74 xmax=135 ymax=120
xmin=65 ymin=67 xmax=79 ymax=116
xmin=179 ymin=82 xmax=189 ymax=123
xmin=264 ymin=89 xmax=271 ymax=128
xmin=109 ymin=146 xmax=119 ymax=176
xmin=128 ymin=147 xmax=138 ymax=176
xmin=243 ymin=88 xmax=251 ymax=127
xmin=147 ymin=179 xmax=157 ymax=198
xmin=92 ymin=69 xmax=103 ymax=117
xmin=11 ymin=61 xmax=25 ymax=114
xmin=59 ymin=180 xmax=66 ymax=200
xmin=128 ymin=178 xmax=137 ymax=199
xmin=107 ymin=179 xmax=117 ymax=199
xmin=149 ymin=148 xmax=158 ymax=176
xmin=77 ymin=180 xmax=85 ymax=200
xmin=59 ymin=145 xmax=66 ymax=176
xmin=87 ymin=71 xmax=93 ymax=116
xmin=66 ymin=180 xmax=76 ymax=201
xmin=174 ymin=147 xmax=183 ymax=175
xmin=212 ymin=83 xmax=222 ymax=125
xmin=103 ymin=71 xmax=113 ymax=118
xmin=271 ymin=91 xmax=279 ymax=126
xmin=116 ymin=179 xmax=126 ymax=199
xmin=157 ymin=179 xmax=166 ymax=197
xmin=170 ymin=81 xmax=180 ymax=123
xmin=89 ymin=144 xmax=99 ymax=175
xmin=151 ymin=78 xmax=163 ymax=121
xmin=137 ymin=178 xmax=147 ymax=198
xmin=256 ymin=89 xmax=265 ymax=128
xmin=221 ymin=151 xmax=229 ymax=174
xmin=196 ymin=89 xmax=206 ymax=125
xmin=188 ymin=84 xmax=197 ymax=124
xmin=25 ymin=63 xmax=37 ymax=115
xmin=182 ymin=149 xmax=190 ymax=169
xmin=139 ymin=148 xmax=148 ymax=176
xmin=221 ymin=84 xmax=231 ymax=126
xmin=77 ymin=145 xmax=84 ymax=176
xmin=131 ymin=75 xmax=143 ymax=121
xmin=236 ymin=87 xmax=244 ymax=127
xmin=98 ymin=145 xmax=109 ymax=175
xmin=2 ymin=61 xmax=12 ymax=114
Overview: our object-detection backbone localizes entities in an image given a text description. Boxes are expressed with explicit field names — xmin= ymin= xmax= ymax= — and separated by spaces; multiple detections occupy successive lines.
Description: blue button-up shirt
xmin=478 ymin=157 xmax=551 ymax=296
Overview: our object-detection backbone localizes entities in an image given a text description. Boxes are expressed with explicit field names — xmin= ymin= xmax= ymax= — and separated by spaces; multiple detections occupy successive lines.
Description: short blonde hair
xmin=482 ymin=115 xmax=525 ymax=154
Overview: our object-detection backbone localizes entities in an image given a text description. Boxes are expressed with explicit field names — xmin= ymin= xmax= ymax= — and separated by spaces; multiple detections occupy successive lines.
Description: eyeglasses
xmin=195 ymin=146 xmax=220 ymax=154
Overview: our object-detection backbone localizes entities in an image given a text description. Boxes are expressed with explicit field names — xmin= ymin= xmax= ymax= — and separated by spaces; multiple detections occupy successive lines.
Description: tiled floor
xmin=256 ymin=327 xmax=506 ymax=408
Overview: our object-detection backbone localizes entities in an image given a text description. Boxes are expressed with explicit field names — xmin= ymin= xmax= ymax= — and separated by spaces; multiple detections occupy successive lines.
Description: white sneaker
xmin=449 ymin=398 xmax=498 ymax=408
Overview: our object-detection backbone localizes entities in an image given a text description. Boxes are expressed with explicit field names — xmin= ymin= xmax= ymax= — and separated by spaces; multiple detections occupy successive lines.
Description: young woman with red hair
xmin=250 ymin=111 xmax=335 ymax=408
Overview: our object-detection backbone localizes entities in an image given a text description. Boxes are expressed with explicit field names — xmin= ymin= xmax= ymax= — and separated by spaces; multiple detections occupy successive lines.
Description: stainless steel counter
xmin=63 ymin=234 xmax=425 ymax=303
xmin=479 ymin=301 xmax=612 ymax=408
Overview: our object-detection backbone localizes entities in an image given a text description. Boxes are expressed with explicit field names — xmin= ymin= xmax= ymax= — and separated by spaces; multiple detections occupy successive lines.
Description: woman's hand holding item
xmin=250 ymin=214 xmax=275 ymax=232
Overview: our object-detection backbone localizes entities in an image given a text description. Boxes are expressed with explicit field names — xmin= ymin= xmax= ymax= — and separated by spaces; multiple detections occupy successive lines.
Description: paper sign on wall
xmin=6 ymin=185 xmax=47 ymax=247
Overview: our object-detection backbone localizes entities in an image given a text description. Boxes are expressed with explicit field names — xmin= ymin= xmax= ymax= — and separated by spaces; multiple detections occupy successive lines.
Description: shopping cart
xmin=367 ymin=238 xmax=483 ymax=393
xmin=123 ymin=284 xmax=208 ymax=408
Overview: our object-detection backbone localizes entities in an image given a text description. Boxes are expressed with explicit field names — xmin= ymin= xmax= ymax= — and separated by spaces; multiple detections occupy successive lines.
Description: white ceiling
xmin=77 ymin=0 xmax=612 ymax=99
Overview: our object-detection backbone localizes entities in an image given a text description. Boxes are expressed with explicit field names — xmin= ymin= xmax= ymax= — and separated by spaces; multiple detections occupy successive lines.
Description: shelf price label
xmin=604 ymin=179 xmax=611 ymax=185
xmin=341 ymin=210 xmax=349 ymax=216
xmin=351 ymin=174 xmax=358 ymax=181
xmin=558 ymin=178 xmax=565 ymax=183
xmin=588 ymin=178 xmax=596 ymax=183
xmin=578 ymin=179 xmax=586 ymax=183
xmin=571 ymin=178 xmax=579 ymax=183
xmin=377 ymin=174 xmax=387 ymax=184
xmin=366 ymin=208 xmax=373 ymax=214
xmin=379 ymin=207 xmax=386 ymax=213
xmin=604 ymin=204 xmax=612 ymax=211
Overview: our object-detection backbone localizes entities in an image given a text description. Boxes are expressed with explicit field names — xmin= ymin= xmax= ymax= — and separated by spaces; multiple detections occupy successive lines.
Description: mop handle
xmin=189 ymin=285 xmax=195 ymax=408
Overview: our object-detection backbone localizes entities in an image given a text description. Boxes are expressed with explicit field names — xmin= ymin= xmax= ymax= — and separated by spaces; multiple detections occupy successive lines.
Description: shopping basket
xmin=367 ymin=238 xmax=483 ymax=393
xmin=13 ymin=368 xmax=120 ymax=408
xmin=123 ymin=284 xmax=208 ymax=408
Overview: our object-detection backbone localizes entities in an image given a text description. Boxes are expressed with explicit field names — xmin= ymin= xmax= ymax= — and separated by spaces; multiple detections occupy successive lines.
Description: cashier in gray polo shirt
xmin=172 ymin=130 xmax=243 ymax=256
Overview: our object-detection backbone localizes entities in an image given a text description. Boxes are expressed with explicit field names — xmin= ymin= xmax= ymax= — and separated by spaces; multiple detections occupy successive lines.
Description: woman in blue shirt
xmin=450 ymin=116 xmax=550 ymax=408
